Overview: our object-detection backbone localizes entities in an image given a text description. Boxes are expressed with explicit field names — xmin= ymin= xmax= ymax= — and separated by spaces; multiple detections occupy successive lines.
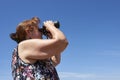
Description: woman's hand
xmin=43 ymin=21 xmax=55 ymax=30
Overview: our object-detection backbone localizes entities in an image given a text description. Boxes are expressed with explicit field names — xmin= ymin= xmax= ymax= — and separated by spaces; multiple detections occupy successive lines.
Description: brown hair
xmin=10 ymin=17 xmax=40 ymax=43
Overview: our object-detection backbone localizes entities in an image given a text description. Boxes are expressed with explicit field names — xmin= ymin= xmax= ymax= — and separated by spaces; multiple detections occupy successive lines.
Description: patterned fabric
xmin=11 ymin=47 xmax=59 ymax=80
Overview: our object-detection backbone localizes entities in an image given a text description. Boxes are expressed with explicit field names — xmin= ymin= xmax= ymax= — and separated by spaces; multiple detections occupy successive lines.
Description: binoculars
xmin=40 ymin=21 xmax=60 ymax=36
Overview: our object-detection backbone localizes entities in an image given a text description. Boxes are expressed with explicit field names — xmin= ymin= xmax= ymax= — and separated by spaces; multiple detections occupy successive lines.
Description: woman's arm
xmin=19 ymin=21 xmax=68 ymax=60
xmin=51 ymin=53 xmax=61 ymax=67
xmin=46 ymin=30 xmax=61 ymax=67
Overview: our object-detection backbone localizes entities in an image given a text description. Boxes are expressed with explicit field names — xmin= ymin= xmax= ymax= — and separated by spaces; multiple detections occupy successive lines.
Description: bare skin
xmin=46 ymin=32 xmax=61 ymax=66
xmin=51 ymin=53 xmax=61 ymax=66
xmin=18 ymin=21 xmax=68 ymax=64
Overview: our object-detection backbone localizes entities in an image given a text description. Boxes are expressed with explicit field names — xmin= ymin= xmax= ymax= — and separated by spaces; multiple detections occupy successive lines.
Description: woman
xmin=10 ymin=17 xmax=68 ymax=80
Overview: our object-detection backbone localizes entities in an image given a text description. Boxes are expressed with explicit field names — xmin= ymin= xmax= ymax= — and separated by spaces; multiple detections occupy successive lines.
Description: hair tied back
xmin=10 ymin=32 xmax=19 ymax=43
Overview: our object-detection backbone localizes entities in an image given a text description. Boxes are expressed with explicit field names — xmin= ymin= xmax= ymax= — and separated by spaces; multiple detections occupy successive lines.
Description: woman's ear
xmin=25 ymin=30 xmax=32 ymax=38
xmin=26 ymin=30 xmax=30 ymax=35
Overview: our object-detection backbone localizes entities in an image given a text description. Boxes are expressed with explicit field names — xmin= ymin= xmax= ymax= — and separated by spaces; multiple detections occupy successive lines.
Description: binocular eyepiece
xmin=40 ymin=21 xmax=60 ymax=36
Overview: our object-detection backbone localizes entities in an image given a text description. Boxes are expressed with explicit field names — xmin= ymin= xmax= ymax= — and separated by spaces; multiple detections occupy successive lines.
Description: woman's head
xmin=10 ymin=17 xmax=42 ymax=43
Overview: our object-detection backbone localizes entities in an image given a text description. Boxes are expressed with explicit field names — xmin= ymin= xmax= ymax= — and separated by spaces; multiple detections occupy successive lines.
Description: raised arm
xmin=18 ymin=21 xmax=68 ymax=60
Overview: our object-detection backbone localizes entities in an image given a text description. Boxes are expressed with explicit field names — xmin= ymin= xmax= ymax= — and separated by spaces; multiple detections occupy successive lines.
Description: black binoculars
xmin=40 ymin=21 xmax=60 ymax=36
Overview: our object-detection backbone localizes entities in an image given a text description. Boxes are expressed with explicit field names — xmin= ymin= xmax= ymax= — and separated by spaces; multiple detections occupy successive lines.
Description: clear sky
xmin=0 ymin=0 xmax=120 ymax=80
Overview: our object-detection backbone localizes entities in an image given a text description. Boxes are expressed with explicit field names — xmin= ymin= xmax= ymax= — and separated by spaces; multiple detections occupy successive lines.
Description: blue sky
xmin=0 ymin=0 xmax=120 ymax=80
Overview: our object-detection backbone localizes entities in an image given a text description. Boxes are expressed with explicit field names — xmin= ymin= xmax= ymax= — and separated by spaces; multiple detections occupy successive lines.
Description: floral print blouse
xmin=11 ymin=47 xmax=59 ymax=80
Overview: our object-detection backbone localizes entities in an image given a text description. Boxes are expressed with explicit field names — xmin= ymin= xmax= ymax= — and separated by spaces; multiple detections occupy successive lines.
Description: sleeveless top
xmin=11 ymin=47 xmax=60 ymax=80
